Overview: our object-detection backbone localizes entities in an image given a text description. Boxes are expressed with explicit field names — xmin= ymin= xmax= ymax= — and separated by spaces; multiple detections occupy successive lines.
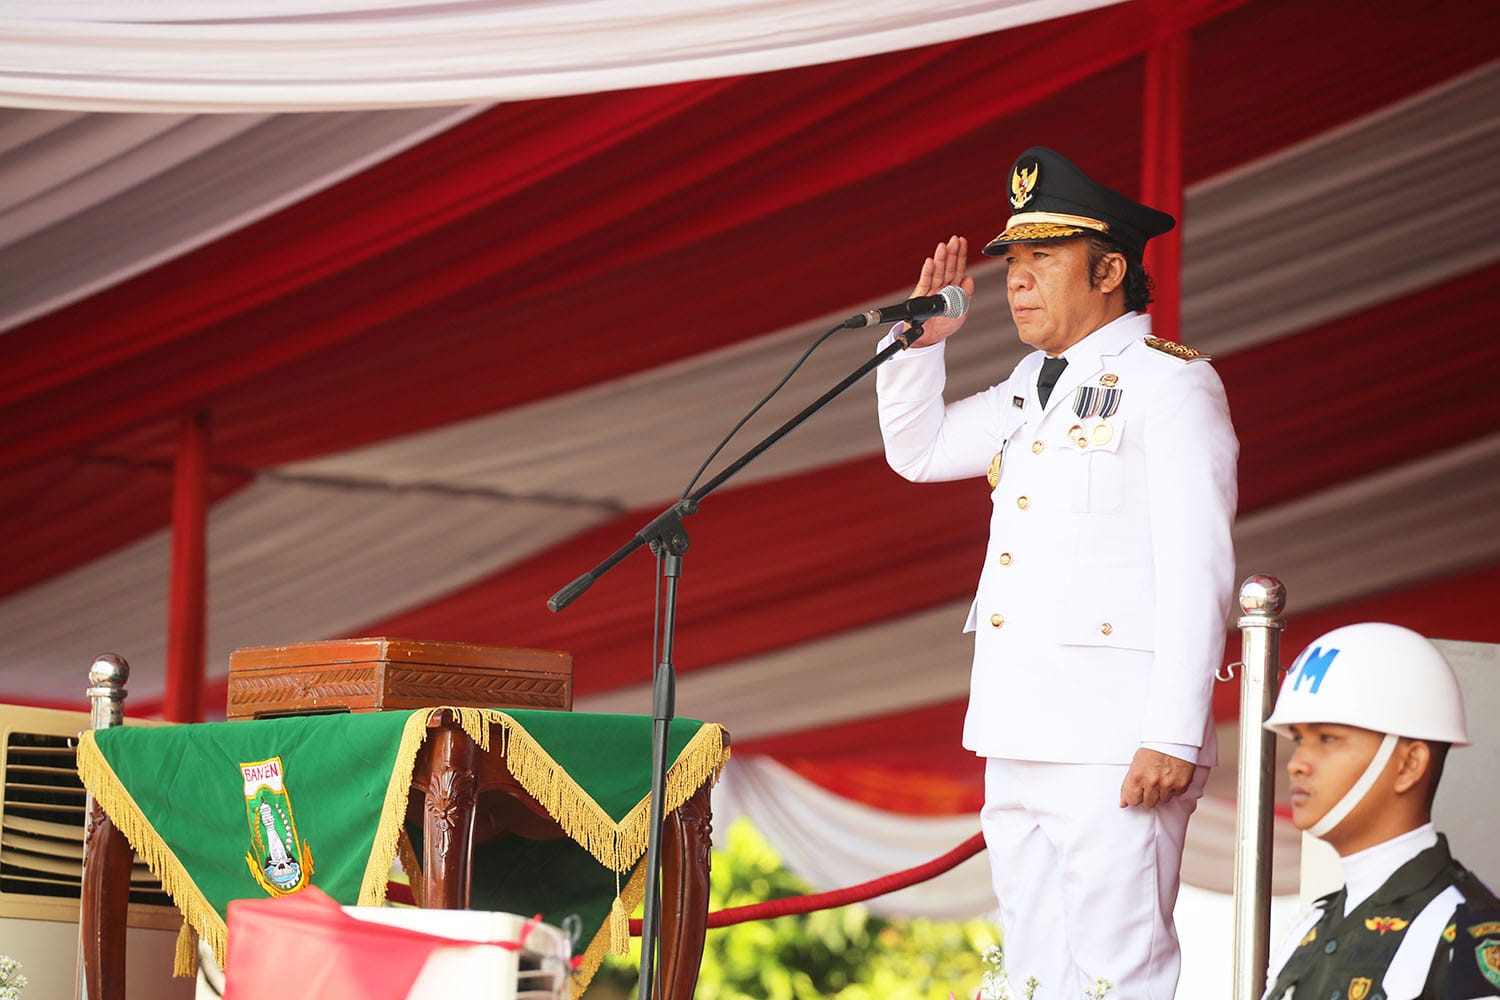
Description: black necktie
xmin=1037 ymin=356 xmax=1068 ymax=408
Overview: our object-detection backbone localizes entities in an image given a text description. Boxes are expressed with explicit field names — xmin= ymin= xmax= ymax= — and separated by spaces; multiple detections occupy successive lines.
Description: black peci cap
xmin=981 ymin=147 xmax=1175 ymax=260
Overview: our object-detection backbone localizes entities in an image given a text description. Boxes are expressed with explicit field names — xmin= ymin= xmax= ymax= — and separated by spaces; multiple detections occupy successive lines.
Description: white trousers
xmin=980 ymin=757 xmax=1208 ymax=1000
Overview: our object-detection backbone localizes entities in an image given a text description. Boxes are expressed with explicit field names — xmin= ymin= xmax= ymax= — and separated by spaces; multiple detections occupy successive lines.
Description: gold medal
xmin=1100 ymin=373 xmax=1119 ymax=387
xmin=987 ymin=451 xmax=1003 ymax=488
xmin=1092 ymin=421 xmax=1113 ymax=446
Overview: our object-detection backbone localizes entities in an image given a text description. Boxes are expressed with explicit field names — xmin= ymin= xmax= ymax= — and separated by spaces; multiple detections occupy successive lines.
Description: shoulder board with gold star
xmin=1142 ymin=336 xmax=1210 ymax=362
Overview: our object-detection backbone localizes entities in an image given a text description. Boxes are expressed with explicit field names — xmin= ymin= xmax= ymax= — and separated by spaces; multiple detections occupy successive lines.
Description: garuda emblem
xmin=241 ymin=756 xmax=315 ymax=897
xmin=1365 ymin=915 xmax=1409 ymax=935
xmin=1010 ymin=162 xmax=1039 ymax=209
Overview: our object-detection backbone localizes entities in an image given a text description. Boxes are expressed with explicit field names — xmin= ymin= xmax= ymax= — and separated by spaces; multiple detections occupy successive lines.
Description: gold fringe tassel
xmin=173 ymin=920 xmax=198 ymax=978
xmin=357 ymin=710 xmax=437 ymax=906
xmin=395 ymin=826 xmax=424 ymax=908
xmin=609 ymin=891 xmax=629 ymax=956
xmin=577 ymin=860 xmax=649 ymax=993
xmin=77 ymin=732 xmax=230 ymax=970
xmin=488 ymin=711 xmax=729 ymax=874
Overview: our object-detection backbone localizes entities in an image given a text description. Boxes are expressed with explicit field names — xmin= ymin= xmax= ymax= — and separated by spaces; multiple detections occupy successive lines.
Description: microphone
xmin=842 ymin=284 xmax=970 ymax=329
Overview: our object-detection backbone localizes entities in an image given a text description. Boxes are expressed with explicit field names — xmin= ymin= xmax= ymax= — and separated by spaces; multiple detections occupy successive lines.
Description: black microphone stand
xmin=548 ymin=320 xmax=927 ymax=1000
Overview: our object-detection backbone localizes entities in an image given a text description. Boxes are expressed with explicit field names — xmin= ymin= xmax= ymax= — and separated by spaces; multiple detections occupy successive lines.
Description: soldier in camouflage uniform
xmin=1261 ymin=623 xmax=1500 ymax=1000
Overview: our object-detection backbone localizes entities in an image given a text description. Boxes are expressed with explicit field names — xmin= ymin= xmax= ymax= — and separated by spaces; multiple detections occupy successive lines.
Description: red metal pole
xmin=1141 ymin=31 xmax=1188 ymax=344
xmin=165 ymin=410 xmax=209 ymax=722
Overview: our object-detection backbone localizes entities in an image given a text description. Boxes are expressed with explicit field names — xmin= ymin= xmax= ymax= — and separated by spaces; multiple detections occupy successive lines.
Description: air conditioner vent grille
xmin=2 ymin=730 xmax=171 ymax=907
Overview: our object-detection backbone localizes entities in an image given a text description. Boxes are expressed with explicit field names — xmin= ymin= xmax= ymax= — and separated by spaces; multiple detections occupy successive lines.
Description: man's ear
xmin=1392 ymin=738 xmax=1432 ymax=795
xmin=1098 ymin=253 xmax=1127 ymax=294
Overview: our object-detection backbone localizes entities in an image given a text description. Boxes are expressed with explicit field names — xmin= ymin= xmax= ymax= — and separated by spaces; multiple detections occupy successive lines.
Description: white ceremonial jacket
xmin=877 ymin=312 xmax=1239 ymax=765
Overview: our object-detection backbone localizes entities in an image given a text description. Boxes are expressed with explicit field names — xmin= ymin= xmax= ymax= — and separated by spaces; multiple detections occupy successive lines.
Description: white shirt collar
xmin=1340 ymin=823 xmax=1439 ymax=916
xmin=1055 ymin=310 xmax=1150 ymax=363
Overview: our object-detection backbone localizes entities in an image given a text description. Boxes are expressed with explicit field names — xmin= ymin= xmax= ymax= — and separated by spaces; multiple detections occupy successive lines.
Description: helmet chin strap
xmin=1307 ymin=733 xmax=1400 ymax=840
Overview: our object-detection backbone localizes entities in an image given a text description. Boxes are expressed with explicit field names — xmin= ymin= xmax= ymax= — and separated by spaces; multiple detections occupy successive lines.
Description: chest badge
xmin=1100 ymin=373 xmax=1119 ymax=387
xmin=1364 ymin=916 xmax=1409 ymax=935
xmin=1072 ymin=385 xmax=1123 ymax=420
xmin=1478 ymin=938 xmax=1500 ymax=990
xmin=987 ymin=451 xmax=1003 ymax=488
xmin=1348 ymin=977 xmax=1372 ymax=1000
xmin=1071 ymin=385 xmax=1121 ymax=449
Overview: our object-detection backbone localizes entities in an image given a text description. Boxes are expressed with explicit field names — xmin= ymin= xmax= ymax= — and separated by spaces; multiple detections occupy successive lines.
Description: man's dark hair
xmin=1084 ymin=235 xmax=1155 ymax=312
xmin=1419 ymin=740 xmax=1451 ymax=811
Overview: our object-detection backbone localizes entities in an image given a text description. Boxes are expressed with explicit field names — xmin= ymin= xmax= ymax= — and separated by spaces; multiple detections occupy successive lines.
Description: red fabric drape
xmin=3 ymin=1 xmax=1495 ymax=600
xmin=0 ymin=0 xmax=1253 ymax=472
xmin=0 ymin=457 xmax=249 ymax=599
xmin=3 ymin=0 xmax=1489 ymax=477
xmin=1140 ymin=32 xmax=1187 ymax=342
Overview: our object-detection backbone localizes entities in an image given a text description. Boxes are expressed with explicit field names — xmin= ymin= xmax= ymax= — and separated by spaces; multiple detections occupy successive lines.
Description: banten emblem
xmin=1348 ymin=976 xmax=1372 ymax=1000
xmin=1010 ymin=162 xmax=1039 ymax=209
xmin=241 ymin=755 xmax=315 ymax=897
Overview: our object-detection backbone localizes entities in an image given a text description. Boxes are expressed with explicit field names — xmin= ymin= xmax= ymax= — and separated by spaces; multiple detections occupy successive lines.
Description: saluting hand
xmin=1119 ymin=747 xmax=1194 ymax=809
xmin=901 ymin=235 xmax=975 ymax=348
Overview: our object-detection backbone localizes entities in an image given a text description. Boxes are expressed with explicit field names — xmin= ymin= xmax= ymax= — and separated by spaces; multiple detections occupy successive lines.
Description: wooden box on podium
xmin=225 ymin=637 xmax=573 ymax=719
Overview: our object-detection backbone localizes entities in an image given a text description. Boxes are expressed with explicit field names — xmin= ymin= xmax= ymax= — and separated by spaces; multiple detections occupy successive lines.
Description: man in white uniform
xmin=876 ymin=147 xmax=1238 ymax=997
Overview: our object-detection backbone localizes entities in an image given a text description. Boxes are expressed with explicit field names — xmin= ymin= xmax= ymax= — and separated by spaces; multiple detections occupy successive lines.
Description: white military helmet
xmin=1265 ymin=622 xmax=1469 ymax=746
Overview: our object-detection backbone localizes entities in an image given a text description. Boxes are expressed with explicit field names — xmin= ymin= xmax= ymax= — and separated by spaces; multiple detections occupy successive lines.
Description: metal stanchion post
xmin=77 ymin=654 xmax=129 ymax=1000
xmin=1231 ymin=576 xmax=1285 ymax=1000
xmin=87 ymin=654 xmax=129 ymax=732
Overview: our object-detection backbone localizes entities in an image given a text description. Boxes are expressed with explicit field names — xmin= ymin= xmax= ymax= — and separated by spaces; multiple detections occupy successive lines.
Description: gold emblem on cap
xmin=1100 ymin=373 xmax=1119 ymax=387
xmin=1092 ymin=422 xmax=1113 ymax=446
xmin=987 ymin=451 xmax=1003 ymax=488
xmin=1009 ymin=162 xmax=1039 ymax=209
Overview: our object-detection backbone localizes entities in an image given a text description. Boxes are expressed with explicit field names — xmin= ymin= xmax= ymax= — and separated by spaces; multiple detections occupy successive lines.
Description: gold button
xmin=1100 ymin=622 xmax=1114 ymax=636
xmin=990 ymin=614 xmax=1005 ymax=628
xmin=1031 ymin=439 xmax=1044 ymax=454
xmin=1016 ymin=496 xmax=1030 ymax=510
xmin=998 ymin=553 xmax=1012 ymax=566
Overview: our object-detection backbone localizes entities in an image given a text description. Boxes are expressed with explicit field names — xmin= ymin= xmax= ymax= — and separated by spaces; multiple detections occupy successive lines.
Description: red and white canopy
xmin=2 ymin=0 xmax=1497 ymax=916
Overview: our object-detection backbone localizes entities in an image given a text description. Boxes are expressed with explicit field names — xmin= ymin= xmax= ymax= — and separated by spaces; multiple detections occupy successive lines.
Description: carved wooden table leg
xmin=421 ymin=718 xmax=478 ymax=909
xmin=655 ymin=781 xmax=713 ymax=1000
xmin=81 ymin=801 xmax=134 ymax=1000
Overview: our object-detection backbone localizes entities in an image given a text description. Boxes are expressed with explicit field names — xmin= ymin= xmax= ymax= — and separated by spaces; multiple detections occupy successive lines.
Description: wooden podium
xmin=81 ymin=639 xmax=719 ymax=1000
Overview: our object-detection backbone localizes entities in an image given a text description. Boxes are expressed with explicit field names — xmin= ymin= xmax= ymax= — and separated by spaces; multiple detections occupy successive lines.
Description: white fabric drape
xmin=710 ymin=754 xmax=1304 ymax=912
xmin=0 ymin=0 xmax=1125 ymax=113
xmin=713 ymin=754 xmax=1309 ymax=997
xmin=0 ymin=104 xmax=486 ymax=331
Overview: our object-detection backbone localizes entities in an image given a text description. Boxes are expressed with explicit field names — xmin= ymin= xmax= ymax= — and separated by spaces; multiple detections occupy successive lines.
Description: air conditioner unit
xmin=0 ymin=704 xmax=176 ymax=926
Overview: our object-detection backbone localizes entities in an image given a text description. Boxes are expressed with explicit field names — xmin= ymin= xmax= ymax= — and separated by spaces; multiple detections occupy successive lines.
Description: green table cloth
xmin=79 ymin=707 xmax=728 ymax=990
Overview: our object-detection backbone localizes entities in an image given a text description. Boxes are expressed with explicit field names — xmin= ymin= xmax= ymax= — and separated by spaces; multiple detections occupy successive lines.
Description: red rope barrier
xmin=630 ymin=831 xmax=985 ymax=934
